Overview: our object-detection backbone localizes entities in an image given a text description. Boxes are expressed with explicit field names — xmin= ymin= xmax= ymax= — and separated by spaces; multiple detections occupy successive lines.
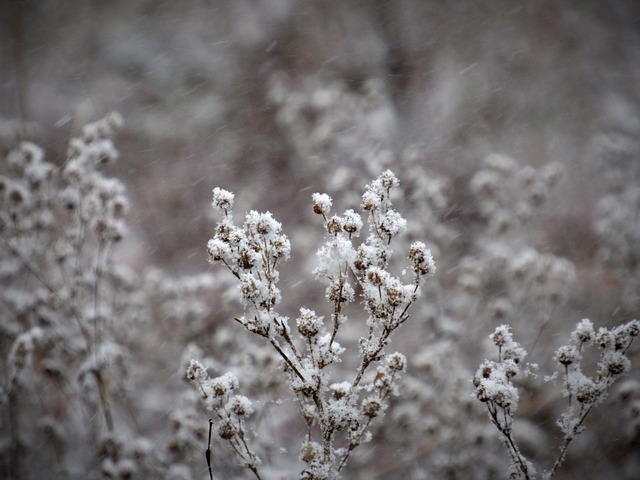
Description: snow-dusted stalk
xmin=473 ymin=325 xmax=535 ymax=479
xmin=189 ymin=170 xmax=436 ymax=479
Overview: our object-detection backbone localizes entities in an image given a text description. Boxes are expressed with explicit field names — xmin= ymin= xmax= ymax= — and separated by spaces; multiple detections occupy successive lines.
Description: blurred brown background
xmin=3 ymin=0 xmax=639 ymax=274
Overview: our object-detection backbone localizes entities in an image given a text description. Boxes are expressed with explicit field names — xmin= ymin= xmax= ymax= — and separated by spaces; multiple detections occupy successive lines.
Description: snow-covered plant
xmin=359 ymin=153 xmax=575 ymax=479
xmin=474 ymin=319 xmax=639 ymax=479
xmin=0 ymin=113 xmax=141 ymax=476
xmin=473 ymin=325 xmax=537 ymax=479
xmin=267 ymin=90 xmax=611 ymax=475
xmin=0 ymin=115 xmax=216 ymax=479
xmin=188 ymin=170 xmax=436 ymax=479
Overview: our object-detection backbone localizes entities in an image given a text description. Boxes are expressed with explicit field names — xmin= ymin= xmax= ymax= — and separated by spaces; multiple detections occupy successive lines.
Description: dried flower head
xmin=312 ymin=192 xmax=332 ymax=216
xmin=211 ymin=187 xmax=235 ymax=213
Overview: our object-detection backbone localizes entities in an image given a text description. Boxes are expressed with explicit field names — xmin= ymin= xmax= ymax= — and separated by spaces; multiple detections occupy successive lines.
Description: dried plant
xmin=474 ymin=319 xmax=639 ymax=479
xmin=188 ymin=170 xmax=436 ymax=479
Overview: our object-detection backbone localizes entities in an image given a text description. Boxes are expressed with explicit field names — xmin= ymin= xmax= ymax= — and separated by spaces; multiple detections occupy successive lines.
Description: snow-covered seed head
xmin=218 ymin=420 xmax=235 ymax=440
xmin=603 ymin=351 xmax=630 ymax=376
xmin=502 ymin=345 xmax=525 ymax=364
xmin=330 ymin=382 xmax=351 ymax=400
xmin=503 ymin=360 xmax=518 ymax=378
xmin=378 ymin=170 xmax=400 ymax=189
xmin=491 ymin=325 xmax=510 ymax=347
xmin=210 ymin=372 xmax=238 ymax=397
xmin=493 ymin=390 xmax=513 ymax=408
xmin=300 ymin=441 xmax=321 ymax=464
xmin=362 ymin=398 xmax=382 ymax=418
xmin=245 ymin=211 xmax=281 ymax=236
xmin=211 ymin=187 xmax=234 ymax=213
xmin=475 ymin=385 xmax=490 ymax=403
xmin=361 ymin=190 xmax=380 ymax=212
xmin=186 ymin=359 xmax=208 ymax=384
xmin=576 ymin=381 xmax=599 ymax=404
xmin=341 ymin=209 xmax=362 ymax=235
xmin=327 ymin=216 xmax=342 ymax=235
xmin=380 ymin=210 xmax=407 ymax=238
xmin=373 ymin=369 xmax=391 ymax=389
xmin=573 ymin=318 xmax=594 ymax=344
xmin=312 ymin=192 xmax=332 ymax=216
xmin=387 ymin=353 xmax=406 ymax=372
xmin=597 ymin=329 xmax=615 ymax=349
xmin=327 ymin=284 xmax=341 ymax=303
xmin=207 ymin=238 xmax=231 ymax=262
xmin=385 ymin=280 xmax=407 ymax=307
xmin=296 ymin=308 xmax=323 ymax=338
xmin=473 ymin=361 xmax=493 ymax=388
xmin=556 ymin=345 xmax=578 ymax=366
xmin=366 ymin=267 xmax=385 ymax=287
xmin=614 ymin=327 xmax=628 ymax=350
xmin=409 ymin=242 xmax=436 ymax=277
xmin=230 ymin=395 xmax=253 ymax=416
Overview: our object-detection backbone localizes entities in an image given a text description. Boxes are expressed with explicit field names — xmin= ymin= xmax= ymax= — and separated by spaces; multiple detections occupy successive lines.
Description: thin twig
xmin=206 ymin=419 xmax=214 ymax=480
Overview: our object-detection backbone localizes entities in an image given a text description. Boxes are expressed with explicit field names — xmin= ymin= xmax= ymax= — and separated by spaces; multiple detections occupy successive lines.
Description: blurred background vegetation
xmin=2 ymin=0 xmax=638 ymax=273
xmin=1 ymin=1 xmax=639 ymax=479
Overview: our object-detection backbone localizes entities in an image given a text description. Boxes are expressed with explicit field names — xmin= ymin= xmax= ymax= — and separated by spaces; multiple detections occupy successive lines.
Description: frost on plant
xmin=474 ymin=319 xmax=639 ymax=479
xmin=189 ymin=170 xmax=436 ymax=479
